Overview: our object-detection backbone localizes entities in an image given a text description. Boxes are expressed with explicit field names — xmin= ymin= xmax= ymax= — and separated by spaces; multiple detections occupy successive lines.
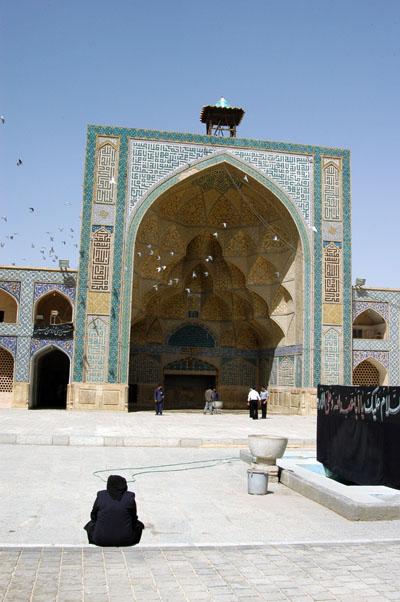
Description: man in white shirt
xmin=248 ymin=387 xmax=261 ymax=420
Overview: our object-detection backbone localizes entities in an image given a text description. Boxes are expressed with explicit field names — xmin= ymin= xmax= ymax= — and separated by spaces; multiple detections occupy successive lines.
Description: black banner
xmin=317 ymin=385 xmax=400 ymax=489
xmin=32 ymin=324 xmax=74 ymax=340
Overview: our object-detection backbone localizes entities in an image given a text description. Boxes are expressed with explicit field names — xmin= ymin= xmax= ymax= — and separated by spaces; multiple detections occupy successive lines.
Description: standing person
xmin=248 ymin=386 xmax=261 ymax=420
xmin=154 ymin=384 xmax=164 ymax=415
xmin=260 ymin=386 xmax=269 ymax=419
xmin=204 ymin=387 xmax=214 ymax=414
xmin=84 ymin=475 xmax=144 ymax=547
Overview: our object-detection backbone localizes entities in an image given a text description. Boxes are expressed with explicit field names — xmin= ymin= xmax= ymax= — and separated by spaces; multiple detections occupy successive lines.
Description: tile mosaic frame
xmin=74 ymin=125 xmax=351 ymax=391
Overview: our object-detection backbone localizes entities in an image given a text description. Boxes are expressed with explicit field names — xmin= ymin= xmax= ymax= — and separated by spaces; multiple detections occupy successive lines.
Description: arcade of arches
xmin=129 ymin=166 xmax=304 ymax=409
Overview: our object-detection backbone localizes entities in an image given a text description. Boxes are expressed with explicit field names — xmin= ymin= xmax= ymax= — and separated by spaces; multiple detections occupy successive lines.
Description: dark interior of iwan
xmin=128 ymin=164 xmax=303 ymax=409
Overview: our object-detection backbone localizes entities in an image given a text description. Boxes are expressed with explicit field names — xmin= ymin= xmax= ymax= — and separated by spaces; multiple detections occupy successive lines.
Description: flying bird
xmin=168 ymin=280 xmax=173 ymax=286
xmin=0 ymin=116 xmax=5 ymax=124
xmin=156 ymin=267 xmax=162 ymax=272
xmin=147 ymin=244 xmax=152 ymax=248
xmin=137 ymin=251 xmax=142 ymax=257
xmin=204 ymin=271 xmax=209 ymax=277
xmin=243 ymin=175 xmax=248 ymax=182
xmin=0 ymin=243 xmax=5 ymax=248
xmin=62 ymin=241 xmax=66 ymax=245
xmin=153 ymin=285 xmax=158 ymax=291
xmin=170 ymin=251 xmax=174 ymax=256
xmin=149 ymin=250 xmax=154 ymax=255
xmin=64 ymin=202 xmax=72 ymax=206
xmin=192 ymin=271 xmax=197 ymax=278
xmin=213 ymin=232 xmax=218 ymax=238
xmin=58 ymin=227 xmax=64 ymax=232
xmin=311 ymin=225 xmax=317 ymax=232
xmin=74 ymin=244 xmax=78 ymax=248
xmin=221 ymin=222 xmax=227 ymax=228
xmin=273 ymin=235 xmax=279 ymax=241
xmin=31 ymin=244 xmax=35 ymax=248
xmin=1 ymin=216 xmax=7 ymax=221
xmin=109 ymin=176 xmax=116 ymax=185
xmin=17 ymin=159 xmax=23 ymax=166
xmin=29 ymin=207 xmax=34 ymax=213
xmin=185 ymin=288 xmax=191 ymax=294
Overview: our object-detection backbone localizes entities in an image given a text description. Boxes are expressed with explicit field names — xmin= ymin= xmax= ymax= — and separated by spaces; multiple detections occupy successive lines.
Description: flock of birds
xmin=0 ymin=114 xmax=80 ymax=267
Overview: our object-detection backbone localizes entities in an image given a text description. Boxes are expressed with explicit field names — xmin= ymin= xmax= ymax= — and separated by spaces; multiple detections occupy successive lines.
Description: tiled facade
xmin=1 ymin=120 xmax=396 ymax=413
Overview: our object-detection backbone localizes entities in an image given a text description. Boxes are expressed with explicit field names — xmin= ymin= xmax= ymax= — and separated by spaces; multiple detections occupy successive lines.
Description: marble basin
xmin=248 ymin=434 xmax=288 ymax=464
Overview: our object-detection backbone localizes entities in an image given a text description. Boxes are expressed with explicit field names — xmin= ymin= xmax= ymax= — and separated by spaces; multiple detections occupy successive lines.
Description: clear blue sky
xmin=1 ymin=0 xmax=399 ymax=288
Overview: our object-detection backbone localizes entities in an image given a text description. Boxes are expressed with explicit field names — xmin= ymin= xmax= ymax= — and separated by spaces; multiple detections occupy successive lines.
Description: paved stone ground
xmin=2 ymin=541 xmax=400 ymax=601
xmin=1 ymin=410 xmax=400 ymax=601
xmin=0 ymin=409 xmax=316 ymax=447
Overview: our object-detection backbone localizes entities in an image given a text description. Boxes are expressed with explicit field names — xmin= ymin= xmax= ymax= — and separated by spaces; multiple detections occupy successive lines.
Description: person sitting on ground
xmin=84 ymin=475 xmax=144 ymax=547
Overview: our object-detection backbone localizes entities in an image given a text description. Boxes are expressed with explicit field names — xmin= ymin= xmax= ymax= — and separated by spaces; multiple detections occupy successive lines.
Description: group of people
xmin=247 ymin=386 xmax=269 ymax=420
xmin=203 ymin=387 xmax=218 ymax=414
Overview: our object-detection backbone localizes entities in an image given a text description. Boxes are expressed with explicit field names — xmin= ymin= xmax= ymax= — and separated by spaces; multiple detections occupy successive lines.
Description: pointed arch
xmin=34 ymin=289 xmax=74 ymax=324
xmin=0 ymin=289 xmax=18 ymax=323
xmin=353 ymin=308 xmax=387 ymax=340
xmin=353 ymin=357 xmax=388 ymax=386
xmin=0 ymin=346 xmax=14 ymax=392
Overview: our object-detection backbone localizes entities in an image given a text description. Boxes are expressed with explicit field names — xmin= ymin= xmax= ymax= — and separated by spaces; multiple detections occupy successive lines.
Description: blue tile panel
xmin=221 ymin=357 xmax=257 ymax=386
xmin=130 ymin=353 xmax=160 ymax=383
xmin=0 ymin=336 xmax=18 ymax=358
xmin=353 ymin=350 xmax=389 ymax=370
xmin=0 ymin=281 xmax=21 ymax=302
xmin=0 ymin=268 xmax=77 ymax=382
xmin=76 ymin=124 xmax=350 ymax=392
xmin=30 ymin=338 xmax=73 ymax=359
xmin=33 ymin=282 xmax=76 ymax=304
xmin=353 ymin=288 xmax=400 ymax=384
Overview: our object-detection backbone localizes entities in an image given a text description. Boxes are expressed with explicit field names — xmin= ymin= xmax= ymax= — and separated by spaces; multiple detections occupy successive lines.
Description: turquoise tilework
xmin=353 ymin=288 xmax=400 ymax=384
xmin=75 ymin=125 xmax=350 ymax=392
xmin=0 ymin=268 xmax=77 ymax=382
xmin=342 ymin=156 xmax=352 ymax=384
xmin=30 ymin=339 xmax=73 ymax=359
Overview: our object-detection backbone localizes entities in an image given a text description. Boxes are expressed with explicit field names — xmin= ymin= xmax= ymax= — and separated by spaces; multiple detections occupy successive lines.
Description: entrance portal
xmin=32 ymin=348 xmax=70 ymax=409
xmin=164 ymin=374 xmax=216 ymax=409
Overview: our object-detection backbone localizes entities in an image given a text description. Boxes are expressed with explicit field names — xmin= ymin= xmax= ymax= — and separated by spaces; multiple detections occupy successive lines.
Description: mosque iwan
xmin=0 ymin=99 xmax=397 ymax=412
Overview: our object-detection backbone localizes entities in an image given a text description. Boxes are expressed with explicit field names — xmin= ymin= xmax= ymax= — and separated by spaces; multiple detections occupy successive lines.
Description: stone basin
xmin=213 ymin=401 xmax=223 ymax=410
xmin=248 ymin=434 xmax=288 ymax=464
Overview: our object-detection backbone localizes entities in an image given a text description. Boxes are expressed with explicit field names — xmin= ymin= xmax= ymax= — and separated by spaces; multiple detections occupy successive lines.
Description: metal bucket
xmin=247 ymin=469 xmax=268 ymax=495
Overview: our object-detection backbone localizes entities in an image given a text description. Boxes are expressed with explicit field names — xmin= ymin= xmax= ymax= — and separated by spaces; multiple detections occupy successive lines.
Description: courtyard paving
xmin=0 ymin=410 xmax=399 ymax=600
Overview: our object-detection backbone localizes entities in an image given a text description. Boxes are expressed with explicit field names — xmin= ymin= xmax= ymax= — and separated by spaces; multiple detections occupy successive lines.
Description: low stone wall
xmin=268 ymin=387 xmax=317 ymax=416
xmin=67 ymin=383 xmax=128 ymax=411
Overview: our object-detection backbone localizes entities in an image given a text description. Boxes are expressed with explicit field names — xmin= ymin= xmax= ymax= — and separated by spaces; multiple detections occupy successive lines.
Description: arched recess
xmin=121 ymin=153 xmax=312 ymax=406
xmin=353 ymin=357 xmax=388 ymax=386
xmin=0 ymin=346 xmax=14 ymax=393
xmin=30 ymin=346 xmax=70 ymax=409
xmin=34 ymin=290 xmax=73 ymax=324
xmin=353 ymin=309 xmax=387 ymax=340
xmin=163 ymin=356 xmax=217 ymax=409
xmin=0 ymin=290 xmax=18 ymax=323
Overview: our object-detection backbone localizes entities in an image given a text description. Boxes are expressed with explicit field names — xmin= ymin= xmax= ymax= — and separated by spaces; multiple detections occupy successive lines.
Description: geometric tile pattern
xmin=323 ymin=328 xmax=340 ymax=384
xmin=85 ymin=317 xmax=109 ymax=382
xmin=30 ymin=338 xmax=74 ymax=359
xmin=353 ymin=300 xmax=389 ymax=321
xmin=0 ymin=267 xmax=77 ymax=382
xmin=353 ymin=287 xmax=400 ymax=384
xmin=278 ymin=356 xmax=295 ymax=386
xmin=322 ymin=220 xmax=343 ymax=242
xmin=352 ymin=338 xmax=390 ymax=351
xmin=33 ymin=282 xmax=76 ymax=304
xmin=322 ymin=303 xmax=343 ymax=325
xmin=129 ymin=353 xmax=160 ymax=384
xmin=0 ymin=280 xmax=21 ymax=302
xmin=221 ymin=357 xmax=257 ymax=386
xmin=92 ymin=203 xmax=115 ymax=226
xmin=0 ymin=336 xmax=18 ymax=358
xmin=129 ymin=141 xmax=314 ymax=226
xmin=86 ymin=292 xmax=111 ymax=315
xmin=0 ymin=346 xmax=14 ymax=392
xmin=353 ymin=350 xmax=389 ymax=370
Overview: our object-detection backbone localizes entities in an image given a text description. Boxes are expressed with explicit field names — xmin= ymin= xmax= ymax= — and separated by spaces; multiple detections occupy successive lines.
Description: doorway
xmin=164 ymin=373 xmax=216 ymax=409
xmin=31 ymin=348 xmax=70 ymax=409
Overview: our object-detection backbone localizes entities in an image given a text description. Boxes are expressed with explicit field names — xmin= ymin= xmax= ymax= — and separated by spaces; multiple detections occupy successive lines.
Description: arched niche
xmin=353 ymin=309 xmax=387 ymax=340
xmin=34 ymin=290 xmax=73 ymax=325
xmin=0 ymin=290 xmax=18 ymax=323
xmin=0 ymin=346 xmax=14 ymax=392
xmin=353 ymin=357 xmax=388 ymax=386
